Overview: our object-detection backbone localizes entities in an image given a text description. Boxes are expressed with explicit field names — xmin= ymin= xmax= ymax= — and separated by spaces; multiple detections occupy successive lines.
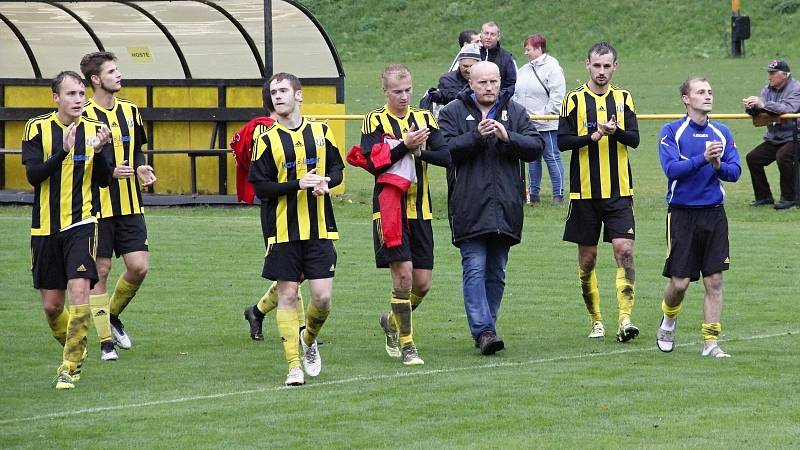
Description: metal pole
xmin=264 ymin=0 xmax=273 ymax=79
xmin=794 ymin=119 xmax=800 ymax=206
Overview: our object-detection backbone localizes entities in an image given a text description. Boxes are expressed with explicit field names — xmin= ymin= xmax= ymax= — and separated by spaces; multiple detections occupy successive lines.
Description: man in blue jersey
xmin=655 ymin=77 xmax=741 ymax=358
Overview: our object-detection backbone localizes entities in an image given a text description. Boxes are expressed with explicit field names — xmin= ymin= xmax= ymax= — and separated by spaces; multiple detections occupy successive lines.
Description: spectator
xmin=439 ymin=61 xmax=543 ymax=355
xmin=742 ymin=59 xmax=800 ymax=209
xmin=513 ymin=34 xmax=566 ymax=205
xmin=479 ymin=21 xmax=517 ymax=100
xmin=458 ymin=29 xmax=480 ymax=48
xmin=421 ymin=43 xmax=481 ymax=113
xmin=448 ymin=29 xmax=482 ymax=71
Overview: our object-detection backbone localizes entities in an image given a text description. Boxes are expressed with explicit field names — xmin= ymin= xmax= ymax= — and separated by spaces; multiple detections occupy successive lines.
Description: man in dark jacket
xmin=438 ymin=61 xmax=543 ymax=355
xmin=479 ymin=21 xmax=517 ymax=100
xmin=420 ymin=44 xmax=481 ymax=112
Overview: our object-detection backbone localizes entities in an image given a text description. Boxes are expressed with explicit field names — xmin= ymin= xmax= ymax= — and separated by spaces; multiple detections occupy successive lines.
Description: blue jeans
xmin=459 ymin=235 xmax=511 ymax=340
xmin=529 ymin=130 xmax=564 ymax=198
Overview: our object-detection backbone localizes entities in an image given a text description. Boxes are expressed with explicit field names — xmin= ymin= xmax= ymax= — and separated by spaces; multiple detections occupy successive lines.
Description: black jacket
xmin=438 ymin=90 xmax=544 ymax=246
xmin=432 ymin=70 xmax=470 ymax=105
xmin=481 ymin=43 xmax=517 ymax=100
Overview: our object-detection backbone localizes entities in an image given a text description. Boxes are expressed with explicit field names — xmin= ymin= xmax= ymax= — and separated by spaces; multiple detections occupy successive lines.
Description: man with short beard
xmin=558 ymin=42 xmax=640 ymax=343
xmin=81 ymin=51 xmax=155 ymax=361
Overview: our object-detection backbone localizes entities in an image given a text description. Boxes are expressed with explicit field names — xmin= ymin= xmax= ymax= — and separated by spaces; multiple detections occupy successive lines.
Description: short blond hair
xmin=381 ymin=64 xmax=411 ymax=89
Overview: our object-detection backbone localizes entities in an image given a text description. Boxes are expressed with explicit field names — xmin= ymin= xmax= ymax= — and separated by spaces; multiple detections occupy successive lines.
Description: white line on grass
xmin=0 ymin=330 xmax=795 ymax=425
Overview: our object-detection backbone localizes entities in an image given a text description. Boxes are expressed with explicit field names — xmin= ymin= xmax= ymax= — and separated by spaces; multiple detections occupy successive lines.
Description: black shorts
xmin=563 ymin=197 xmax=636 ymax=245
xmin=97 ymin=214 xmax=149 ymax=259
xmin=31 ymin=222 xmax=99 ymax=290
xmin=662 ymin=207 xmax=730 ymax=281
xmin=373 ymin=218 xmax=434 ymax=269
xmin=262 ymin=239 xmax=337 ymax=282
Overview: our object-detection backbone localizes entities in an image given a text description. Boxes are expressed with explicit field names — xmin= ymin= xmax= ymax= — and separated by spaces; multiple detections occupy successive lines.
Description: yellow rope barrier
xmin=306 ymin=113 xmax=800 ymax=121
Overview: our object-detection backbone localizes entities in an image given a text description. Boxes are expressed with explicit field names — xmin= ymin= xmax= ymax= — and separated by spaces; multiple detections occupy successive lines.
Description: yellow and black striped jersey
xmin=249 ymin=118 xmax=344 ymax=244
xmin=21 ymin=113 xmax=110 ymax=236
xmin=83 ymin=97 xmax=148 ymax=218
xmin=360 ymin=105 xmax=449 ymax=220
xmin=559 ymin=83 xmax=639 ymax=199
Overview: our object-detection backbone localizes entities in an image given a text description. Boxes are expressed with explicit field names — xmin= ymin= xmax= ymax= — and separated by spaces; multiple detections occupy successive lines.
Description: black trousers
xmin=745 ymin=141 xmax=796 ymax=201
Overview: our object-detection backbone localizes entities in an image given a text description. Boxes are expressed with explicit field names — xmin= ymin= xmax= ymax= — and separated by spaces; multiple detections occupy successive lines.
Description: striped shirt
xmin=559 ymin=83 xmax=639 ymax=199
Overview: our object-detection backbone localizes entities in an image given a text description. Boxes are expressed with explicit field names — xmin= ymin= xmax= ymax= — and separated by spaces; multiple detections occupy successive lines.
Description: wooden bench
xmin=0 ymin=148 xmax=230 ymax=195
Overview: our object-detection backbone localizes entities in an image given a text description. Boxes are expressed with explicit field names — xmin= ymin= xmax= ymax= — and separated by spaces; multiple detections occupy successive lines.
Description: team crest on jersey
xmin=127 ymin=118 xmax=135 ymax=128
xmin=616 ymin=104 xmax=624 ymax=113
xmin=315 ymin=136 xmax=325 ymax=147
xmin=85 ymin=136 xmax=98 ymax=147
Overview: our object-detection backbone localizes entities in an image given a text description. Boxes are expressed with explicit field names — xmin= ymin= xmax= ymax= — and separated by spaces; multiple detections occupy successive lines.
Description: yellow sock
xmin=62 ymin=304 xmax=90 ymax=373
xmin=701 ymin=322 xmax=721 ymax=342
xmin=296 ymin=291 xmax=306 ymax=329
xmin=276 ymin=308 xmax=301 ymax=370
xmin=579 ymin=268 xmax=602 ymax=322
xmin=110 ymin=276 xmax=140 ymax=316
xmin=387 ymin=291 xmax=423 ymax=330
xmin=410 ymin=292 xmax=424 ymax=311
xmin=661 ymin=300 xmax=682 ymax=319
xmin=90 ymin=293 xmax=113 ymax=343
xmin=256 ymin=282 xmax=278 ymax=315
xmin=615 ymin=267 xmax=635 ymax=322
xmin=47 ymin=308 xmax=69 ymax=346
xmin=390 ymin=288 xmax=413 ymax=348
xmin=257 ymin=283 xmax=306 ymax=327
xmin=303 ymin=302 xmax=330 ymax=346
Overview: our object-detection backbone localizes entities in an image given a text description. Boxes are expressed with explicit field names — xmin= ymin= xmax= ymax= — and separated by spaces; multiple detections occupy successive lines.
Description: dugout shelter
xmin=0 ymin=0 xmax=345 ymax=199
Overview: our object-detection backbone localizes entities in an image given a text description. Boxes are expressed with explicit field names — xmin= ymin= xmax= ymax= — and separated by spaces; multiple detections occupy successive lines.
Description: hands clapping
xmin=477 ymin=118 xmax=509 ymax=142
xmin=403 ymin=124 xmax=429 ymax=155
xmin=299 ymin=168 xmax=331 ymax=197
xmin=704 ymin=141 xmax=723 ymax=170
xmin=591 ymin=115 xmax=618 ymax=141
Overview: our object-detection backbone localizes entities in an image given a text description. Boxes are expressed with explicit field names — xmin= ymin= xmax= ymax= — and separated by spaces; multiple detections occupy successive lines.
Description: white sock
xmin=703 ymin=341 xmax=718 ymax=352
xmin=660 ymin=315 xmax=676 ymax=331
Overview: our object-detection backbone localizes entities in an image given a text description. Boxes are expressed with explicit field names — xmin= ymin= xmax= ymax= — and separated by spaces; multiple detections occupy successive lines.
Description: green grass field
xmin=4 ymin=2 xmax=800 ymax=446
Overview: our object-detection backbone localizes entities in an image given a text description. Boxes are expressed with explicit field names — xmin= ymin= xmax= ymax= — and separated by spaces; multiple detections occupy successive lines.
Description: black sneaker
xmin=749 ymin=197 xmax=774 ymax=207
xmin=478 ymin=331 xmax=505 ymax=355
xmin=244 ymin=305 xmax=264 ymax=341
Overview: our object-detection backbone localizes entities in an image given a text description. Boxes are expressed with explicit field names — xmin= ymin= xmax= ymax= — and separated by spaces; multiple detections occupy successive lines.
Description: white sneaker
xmin=702 ymin=344 xmax=731 ymax=358
xmin=656 ymin=317 xmax=675 ymax=353
xmin=285 ymin=365 xmax=305 ymax=386
xmin=588 ymin=320 xmax=605 ymax=338
xmin=100 ymin=341 xmax=119 ymax=361
xmin=300 ymin=330 xmax=322 ymax=377
xmin=110 ymin=315 xmax=132 ymax=349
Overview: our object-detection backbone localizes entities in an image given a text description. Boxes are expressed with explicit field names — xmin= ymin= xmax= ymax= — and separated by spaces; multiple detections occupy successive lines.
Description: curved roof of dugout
xmin=0 ymin=0 xmax=344 ymax=81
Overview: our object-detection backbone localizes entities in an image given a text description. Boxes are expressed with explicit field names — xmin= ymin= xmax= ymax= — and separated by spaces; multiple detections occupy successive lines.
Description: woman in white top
xmin=513 ymin=34 xmax=566 ymax=204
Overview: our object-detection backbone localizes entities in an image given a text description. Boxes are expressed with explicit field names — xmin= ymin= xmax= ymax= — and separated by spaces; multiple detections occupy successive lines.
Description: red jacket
xmin=347 ymin=137 xmax=415 ymax=248
xmin=230 ymin=117 xmax=275 ymax=204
